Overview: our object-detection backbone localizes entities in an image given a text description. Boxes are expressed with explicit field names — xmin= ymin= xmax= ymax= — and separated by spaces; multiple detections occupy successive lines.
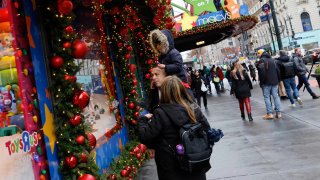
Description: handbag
xmin=213 ymin=77 xmax=220 ymax=83
xmin=201 ymin=80 xmax=208 ymax=92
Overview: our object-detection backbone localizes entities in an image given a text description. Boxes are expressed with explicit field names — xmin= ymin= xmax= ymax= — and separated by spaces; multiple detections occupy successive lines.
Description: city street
xmin=138 ymin=75 xmax=320 ymax=180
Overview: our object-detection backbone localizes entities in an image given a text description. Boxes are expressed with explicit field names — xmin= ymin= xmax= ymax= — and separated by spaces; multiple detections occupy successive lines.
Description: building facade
xmin=248 ymin=0 xmax=320 ymax=52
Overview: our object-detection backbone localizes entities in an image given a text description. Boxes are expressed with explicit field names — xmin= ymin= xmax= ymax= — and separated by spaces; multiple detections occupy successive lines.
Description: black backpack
xmin=159 ymin=107 xmax=212 ymax=173
xmin=281 ymin=61 xmax=295 ymax=78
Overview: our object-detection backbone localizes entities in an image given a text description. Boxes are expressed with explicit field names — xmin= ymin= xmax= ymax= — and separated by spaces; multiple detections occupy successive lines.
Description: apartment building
xmin=248 ymin=0 xmax=320 ymax=51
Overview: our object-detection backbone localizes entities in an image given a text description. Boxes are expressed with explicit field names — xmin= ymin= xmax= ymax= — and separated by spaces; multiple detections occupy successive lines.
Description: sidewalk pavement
xmin=138 ymin=77 xmax=320 ymax=180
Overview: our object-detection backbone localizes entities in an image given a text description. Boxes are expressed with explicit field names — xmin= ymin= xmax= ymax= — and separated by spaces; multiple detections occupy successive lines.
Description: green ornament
xmin=23 ymin=49 xmax=28 ymax=55
xmin=33 ymin=99 xmax=39 ymax=108
xmin=41 ymin=169 xmax=46 ymax=175
xmin=37 ymin=146 xmax=42 ymax=155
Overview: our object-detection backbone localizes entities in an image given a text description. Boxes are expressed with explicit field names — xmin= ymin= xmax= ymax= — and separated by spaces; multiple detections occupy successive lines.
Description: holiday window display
xmin=0 ymin=1 xmax=48 ymax=179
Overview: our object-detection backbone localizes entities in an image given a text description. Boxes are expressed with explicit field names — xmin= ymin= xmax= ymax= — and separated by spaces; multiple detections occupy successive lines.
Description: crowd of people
xmin=137 ymin=28 xmax=319 ymax=180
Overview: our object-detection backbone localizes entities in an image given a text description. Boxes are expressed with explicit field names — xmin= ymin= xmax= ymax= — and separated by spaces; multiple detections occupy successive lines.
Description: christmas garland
xmin=42 ymin=0 xmax=100 ymax=179
xmin=104 ymin=141 xmax=149 ymax=179
xmin=98 ymin=0 xmax=174 ymax=139
xmin=176 ymin=15 xmax=258 ymax=38
xmin=41 ymin=0 xmax=173 ymax=179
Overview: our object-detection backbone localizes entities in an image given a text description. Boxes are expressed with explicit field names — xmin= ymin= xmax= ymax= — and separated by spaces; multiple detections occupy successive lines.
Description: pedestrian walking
xmin=292 ymin=48 xmax=319 ymax=99
xmin=277 ymin=50 xmax=303 ymax=107
xmin=217 ymin=66 xmax=225 ymax=92
xmin=203 ymin=66 xmax=212 ymax=94
xmin=248 ymin=61 xmax=257 ymax=83
xmin=225 ymin=65 xmax=233 ymax=88
xmin=256 ymin=49 xmax=282 ymax=119
xmin=210 ymin=65 xmax=221 ymax=94
xmin=138 ymin=76 xmax=211 ymax=180
xmin=230 ymin=62 xmax=253 ymax=121
xmin=192 ymin=70 xmax=208 ymax=109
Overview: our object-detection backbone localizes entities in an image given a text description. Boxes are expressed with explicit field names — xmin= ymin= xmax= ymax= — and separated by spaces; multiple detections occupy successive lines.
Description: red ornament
xmin=124 ymin=166 xmax=132 ymax=174
xmin=65 ymin=155 xmax=77 ymax=169
xmin=133 ymin=79 xmax=138 ymax=86
xmin=63 ymin=42 xmax=72 ymax=49
xmin=128 ymin=103 xmax=135 ymax=109
xmin=133 ymin=147 xmax=140 ymax=154
xmin=129 ymin=64 xmax=136 ymax=72
xmin=72 ymin=40 xmax=88 ymax=59
xmin=14 ymin=2 xmax=19 ymax=8
xmin=70 ymin=115 xmax=82 ymax=126
xmin=137 ymin=32 xmax=144 ymax=38
xmin=125 ymin=54 xmax=131 ymax=60
xmin=136 ymin=153 xmax=142 ymax=159
xmin=138 ymin=144 xmax=147 ymax=153
xmin=76 ymin=135 xmax=85 ymax=145
xmin=28 ymin=104 xmax=33 ymax=112
xmin=131 ymin=120 xmax=137 ymax=125
xmin=131 ymin=89 xmax=136 ymax=95
xmin=17 ymin=50 xmax=23 ymax=57
xmin=80 ymin=153 xmax=87 ymax=163
xmin=127 ymin=46 xmax=133 ymax=51
xmin=87 ymin=133 xmax=96 ymax=149
xmin=64 ymin=25 xmax=74 ymax=34
xmin=58 ymin=0 xmax=73 ymax=15
xmin=73 ymin=91 xmax=90 ymax=109
xmin=145 ymin=73 xmax=151 ymax=79
xmin=120 ymin=169 xmax=129 ymax=177
xmin=78 ymin=174 xmax=96 ymax=180
xmin=136 ymin=106 xmax=140 ymax=111
xmin=134 ymin=112 xmax=139 ymax=118
xmin=64 ymin=75 xmax=77 ymax=82
xmin=50 ymin=56 xmax=64 ymax=69
xmin=125 ymin=97 xmax=129 ymax=101
xmin=117 ymin=42 xmax=123 ymax=48
xmin=108 ymin=174 xmax=117 ymax=180
xmin=147 ymin=59 xmax=153 ymax=65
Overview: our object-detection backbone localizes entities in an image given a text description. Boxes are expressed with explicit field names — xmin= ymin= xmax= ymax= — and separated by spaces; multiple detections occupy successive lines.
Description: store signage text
xmin=197 ymin=10 xmax=231 ymax=26
xmin=5 ymin=131 xmax=38 ymax=155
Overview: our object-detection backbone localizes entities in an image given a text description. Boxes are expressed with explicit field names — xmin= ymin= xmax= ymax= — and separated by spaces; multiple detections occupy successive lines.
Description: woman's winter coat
xmin=192 ymin=75 xmax=206 ymax=95
xmin=231 ymin=70 xmax=253 ymax=99
xmin=138 ymin=104 xmax=210 ymax=180
xmin=248 ymin=64 xmax=256 ymax=78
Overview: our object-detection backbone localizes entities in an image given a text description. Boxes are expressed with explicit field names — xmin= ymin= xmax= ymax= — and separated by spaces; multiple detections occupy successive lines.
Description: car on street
xmin=303 ymin=48 xmax=320 ymax=64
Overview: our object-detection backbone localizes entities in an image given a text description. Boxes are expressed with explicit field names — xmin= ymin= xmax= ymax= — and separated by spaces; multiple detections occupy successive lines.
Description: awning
xmin=174 ymin=16 xmax=258 ymax=52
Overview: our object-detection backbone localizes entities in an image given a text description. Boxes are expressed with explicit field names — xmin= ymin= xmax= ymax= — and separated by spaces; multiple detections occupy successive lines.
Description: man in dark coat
xmin=256 ymin=49 xmax=281 ymax=119
xmin=149 ymin=29 xmax=188 ymax=84
xmin=277 ymin=50 xmax=303 ymax=107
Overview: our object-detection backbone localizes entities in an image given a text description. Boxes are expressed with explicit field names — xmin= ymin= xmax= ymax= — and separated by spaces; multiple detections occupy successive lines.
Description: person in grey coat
xmin=292 ymin=48 xmax=319 ymax=99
